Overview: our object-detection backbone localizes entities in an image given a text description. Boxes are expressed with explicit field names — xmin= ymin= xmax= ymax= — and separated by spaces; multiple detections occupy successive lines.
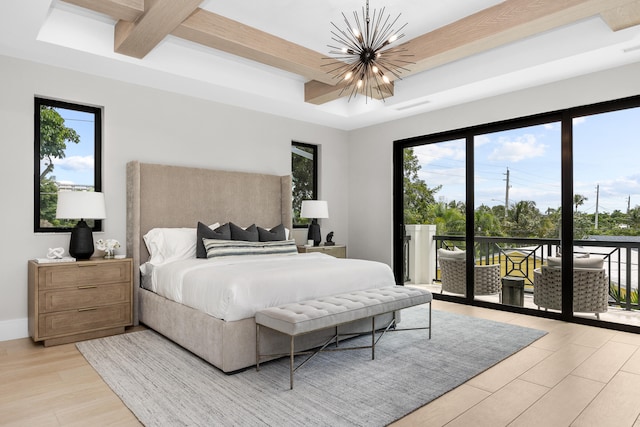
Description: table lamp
xmin=301 ymin=200 xmax=329 ymax=246
xmin=56 ymin=191 xmax=106 ymax=259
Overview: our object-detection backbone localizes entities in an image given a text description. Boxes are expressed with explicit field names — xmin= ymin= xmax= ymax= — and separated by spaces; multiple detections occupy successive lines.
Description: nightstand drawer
xmin=38 ymin=302 xmax=131 ymax=338
xmin=39 ymin=282 xmax=131 ymax=313
xmin=38 ymin=261 xmax=131 ymax=290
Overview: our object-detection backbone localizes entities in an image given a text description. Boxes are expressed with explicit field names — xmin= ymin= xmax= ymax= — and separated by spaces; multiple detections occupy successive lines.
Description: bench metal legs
xmin=256 ymin=301 xmax=432 ymax=390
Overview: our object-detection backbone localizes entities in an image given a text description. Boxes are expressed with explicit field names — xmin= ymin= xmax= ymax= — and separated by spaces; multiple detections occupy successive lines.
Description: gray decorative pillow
xmin=196 ymin=222 xmax=230 ymax=258
xmin=229 ymin=222 xmax=259 ymax=242
xmin=258 ymin=223 xmax=286 ymax=241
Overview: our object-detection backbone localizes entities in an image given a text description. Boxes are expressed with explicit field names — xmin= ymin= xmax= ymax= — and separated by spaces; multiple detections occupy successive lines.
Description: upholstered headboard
xmin=126 ymin=161 xmax=293 ymax=324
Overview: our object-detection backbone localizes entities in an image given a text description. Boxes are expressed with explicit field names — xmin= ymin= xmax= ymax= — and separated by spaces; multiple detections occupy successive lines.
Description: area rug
xmin=76 ymin=306 xmax=545 ymax=427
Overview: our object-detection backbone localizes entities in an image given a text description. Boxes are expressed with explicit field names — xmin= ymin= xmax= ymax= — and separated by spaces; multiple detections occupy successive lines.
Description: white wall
xmin=0 ymin=55 xmax=349 ymax=340
xmin=347 ymin=62 xmax=640 ymax=266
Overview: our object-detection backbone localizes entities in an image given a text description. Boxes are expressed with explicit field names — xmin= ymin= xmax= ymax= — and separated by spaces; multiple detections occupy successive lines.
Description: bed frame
xmin=126 ymin=161 xmax=349 ymax=372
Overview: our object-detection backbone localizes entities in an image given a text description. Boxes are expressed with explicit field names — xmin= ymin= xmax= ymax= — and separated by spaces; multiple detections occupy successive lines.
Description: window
xmin=34 ymin=97 xmax=102 ymax=232
xmin=291 ymin=141 xmax=318 ymax=227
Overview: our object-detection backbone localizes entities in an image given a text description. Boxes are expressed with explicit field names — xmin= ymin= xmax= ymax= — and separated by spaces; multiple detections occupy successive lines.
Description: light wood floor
xmin=2 ymin=301 xmax=640 ymax=426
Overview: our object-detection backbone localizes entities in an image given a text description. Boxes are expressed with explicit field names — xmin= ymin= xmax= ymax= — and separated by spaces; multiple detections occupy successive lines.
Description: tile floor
xmin=393 ymin=300 xmax=640 ymax=426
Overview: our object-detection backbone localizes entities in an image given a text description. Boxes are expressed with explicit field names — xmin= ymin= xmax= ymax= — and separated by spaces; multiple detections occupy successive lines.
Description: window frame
xmin=34 ymin=97 xmax=103 ymax=233
xmin=291 ymin=141 xmax=318 ymax=228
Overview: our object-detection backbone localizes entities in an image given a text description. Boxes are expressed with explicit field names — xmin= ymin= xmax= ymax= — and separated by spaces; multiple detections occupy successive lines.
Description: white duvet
xmin=143 ymin=252 xmax=396 ymax=321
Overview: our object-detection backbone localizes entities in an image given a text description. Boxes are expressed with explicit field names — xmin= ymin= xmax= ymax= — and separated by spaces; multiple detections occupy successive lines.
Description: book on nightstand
xmin=33 ymin=257 xmax=76 ymax=264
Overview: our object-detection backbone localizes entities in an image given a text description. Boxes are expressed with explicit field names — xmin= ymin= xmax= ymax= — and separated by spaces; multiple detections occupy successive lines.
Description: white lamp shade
xmin=56 ymin=191 xmax=106 ymax=220
xmin=301 ymin=200 xmax=329 ymax=219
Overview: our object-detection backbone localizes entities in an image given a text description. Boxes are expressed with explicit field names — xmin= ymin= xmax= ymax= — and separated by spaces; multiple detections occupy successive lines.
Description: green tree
xmin=39 ymin=106 xmax=80 ymax=180
xmin=291 ymin=144 xmax=315 ymax=225
xmin=573 ymin=193 xmax=588 ymax=213
xmin=427 ymin=201 xmax=466 ymax=235
xmin=475 ymin=204 xmax=503 ymax=236
xmin=39 ymin=106 xmax=80 ymax=226
xmin=505 ymin=200 xmax=542 ymax=237
xmin=403 ymin=148 xmax=441 ymax=224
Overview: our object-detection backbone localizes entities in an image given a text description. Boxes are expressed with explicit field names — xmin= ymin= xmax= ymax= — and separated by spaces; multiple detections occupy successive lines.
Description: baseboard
xmin=0 ymin=317 xmax=29 ymax=342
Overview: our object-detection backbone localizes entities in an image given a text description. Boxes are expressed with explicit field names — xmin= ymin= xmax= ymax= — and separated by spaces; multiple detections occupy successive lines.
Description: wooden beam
xmin=304 ymin=80 xmax=393 ymax=105
xmin=172 ymin=9 xmax=336 ymax=86
xmin=406 ymin=0 xmax=640 ymax=76
xmin=601 ymin=0 xmax=640 ymax=30
xmin=305 ymin=0 xmax=640 ymax=104
xmin=61 ymin=0 xmax=143 ymax=22
xmin=114 ymin=0 xmax=202 ymax=59
xmin=61 ymin=0 xmax=640 ymax=104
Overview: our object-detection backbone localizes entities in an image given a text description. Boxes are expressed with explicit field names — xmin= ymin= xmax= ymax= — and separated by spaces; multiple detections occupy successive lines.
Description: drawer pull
xmin=78 ymin=307 xmax=98 ymax=312
xmin=77 ymin=285 xmax=98 ymax=289
xmin=78 ymin=264 xmax=97 ymax=267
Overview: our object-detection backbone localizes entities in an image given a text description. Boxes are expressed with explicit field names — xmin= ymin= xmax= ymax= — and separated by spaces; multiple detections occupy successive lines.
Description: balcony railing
xmin=427 ymin=235 xmax=640 ymax=311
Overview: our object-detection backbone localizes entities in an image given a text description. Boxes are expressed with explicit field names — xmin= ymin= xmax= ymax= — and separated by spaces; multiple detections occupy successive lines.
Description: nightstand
xmin=28 ymin=257 xmax=133 ymax=346
xmin=297 ymin=244 xmax=346 ymax=258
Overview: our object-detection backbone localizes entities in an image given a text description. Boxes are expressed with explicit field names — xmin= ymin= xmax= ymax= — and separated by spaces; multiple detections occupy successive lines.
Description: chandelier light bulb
xmin=372 ymin=66 xmax=379 ymax=73
xmin=389 ymin=34 xmax=398 ymax=43
xmin=357 ymin=79 xmax=363 ymax=88
xmin=344 ymin=71 xmax=353 ymax=80
xmin=382 ymin=75 xmax=390 ymax=84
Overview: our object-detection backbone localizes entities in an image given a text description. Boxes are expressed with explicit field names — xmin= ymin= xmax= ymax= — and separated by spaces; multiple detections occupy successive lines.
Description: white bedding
xmin=142 ymin=252 xmax=396 ymax=321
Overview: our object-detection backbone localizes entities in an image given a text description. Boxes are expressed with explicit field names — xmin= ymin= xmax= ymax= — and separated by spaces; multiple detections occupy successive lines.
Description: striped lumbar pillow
xmin=203 ymin=239 xmax=298 ymax=258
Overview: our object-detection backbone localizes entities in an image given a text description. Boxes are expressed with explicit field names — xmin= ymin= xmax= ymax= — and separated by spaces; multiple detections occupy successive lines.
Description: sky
xmin=41 ymin=107 xmax=96 ymax=187
xmin=413 ymin=106 xmax=640 ymax=215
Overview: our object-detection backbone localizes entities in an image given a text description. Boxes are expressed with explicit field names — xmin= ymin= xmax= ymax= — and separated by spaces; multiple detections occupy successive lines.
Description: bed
xmin=126 ymin=161 xmax=396 ymax=372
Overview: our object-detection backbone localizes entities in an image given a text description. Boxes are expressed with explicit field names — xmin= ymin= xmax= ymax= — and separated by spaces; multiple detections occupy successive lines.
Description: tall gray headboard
xmin=126 ymin=161 xmax=293 ymax=324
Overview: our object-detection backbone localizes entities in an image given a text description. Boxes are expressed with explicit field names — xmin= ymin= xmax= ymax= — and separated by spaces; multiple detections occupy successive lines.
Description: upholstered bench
xmin=255 ymin=286 xmax=432 ymax=389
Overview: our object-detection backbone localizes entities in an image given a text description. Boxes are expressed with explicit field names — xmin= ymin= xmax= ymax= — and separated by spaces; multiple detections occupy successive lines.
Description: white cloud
xmin=413 ymin=139 xmax=465 ymax=165
xmin=487 ymin=134 xmax=547 ymax=162
xmin=573 ymin=116 xmax=587 ymax=126
xmin=53 ymin=155 xmax=94 ymax=172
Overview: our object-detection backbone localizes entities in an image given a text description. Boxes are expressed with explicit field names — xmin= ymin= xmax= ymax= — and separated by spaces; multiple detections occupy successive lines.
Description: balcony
xmin=404 ymin=225 xmax=640 ymax=327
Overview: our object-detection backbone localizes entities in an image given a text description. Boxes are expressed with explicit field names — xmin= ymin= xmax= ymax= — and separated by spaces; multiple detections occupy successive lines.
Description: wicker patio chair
xmin=439 ymin=258 xmax=502 ymax=296
xmin=533 ymin=266 xmax=608 ymax=319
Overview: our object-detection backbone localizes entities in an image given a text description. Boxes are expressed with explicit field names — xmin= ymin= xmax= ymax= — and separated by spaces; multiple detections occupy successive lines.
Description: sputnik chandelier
xmin=325 ymin=0 xmax=413 ymax=102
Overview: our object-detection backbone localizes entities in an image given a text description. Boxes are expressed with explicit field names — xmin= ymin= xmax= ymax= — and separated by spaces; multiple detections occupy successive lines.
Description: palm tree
xmin=574 ymin=194 xmax=588 ymax=213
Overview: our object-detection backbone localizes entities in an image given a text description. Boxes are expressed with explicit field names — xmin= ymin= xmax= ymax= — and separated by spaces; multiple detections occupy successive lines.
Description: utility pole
xmin=595 ymin=184 xmax=599 ymax=230
xmin=628 ymin=195 xmax=631 ymax=214
xmin=504 ymin=167 xmax=510 ymax=218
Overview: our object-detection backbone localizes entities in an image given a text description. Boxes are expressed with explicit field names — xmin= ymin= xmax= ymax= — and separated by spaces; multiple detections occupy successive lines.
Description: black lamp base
xmin=307 ymin=219 xmax=321 ymax=247
xmin=69 ymin=220 xmax=95 ymax=260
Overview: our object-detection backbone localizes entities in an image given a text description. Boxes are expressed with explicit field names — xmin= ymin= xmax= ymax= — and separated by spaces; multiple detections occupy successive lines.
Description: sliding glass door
xmin=394 ymin=94 xmax=640 ymax=333
xmin=572 ymin=105 xmax=640 ymax=326
xmin=474 ymin=123 xmax=561 ymax=307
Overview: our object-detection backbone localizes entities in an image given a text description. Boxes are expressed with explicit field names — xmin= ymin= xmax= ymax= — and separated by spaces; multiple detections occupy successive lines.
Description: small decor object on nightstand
xmin=47 ymin=247 xmax=65 ymax=259
xmin=325 ymin=231 xmax=335 ymax=246
xmin=96 ymin=238 xmax=120 ymax=259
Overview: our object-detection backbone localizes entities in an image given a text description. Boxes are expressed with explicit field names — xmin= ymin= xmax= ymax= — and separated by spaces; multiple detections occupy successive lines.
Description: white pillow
xmin=144 ymin=223 xmax=219 ymax=266
xmin=547 ymin=255 xmax=603 ymax=269
xmin=438 ymin=247 xmax=466 ymax=260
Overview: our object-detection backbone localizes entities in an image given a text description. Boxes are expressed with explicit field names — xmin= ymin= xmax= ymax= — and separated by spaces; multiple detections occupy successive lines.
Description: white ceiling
xmin=2 ymin=0 xmax=640 ymax=130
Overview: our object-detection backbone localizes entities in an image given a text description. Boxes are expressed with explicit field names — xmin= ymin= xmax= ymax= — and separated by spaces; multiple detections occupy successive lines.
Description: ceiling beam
xmin=61 ymin=0 xmax=640 ymax=104
xmin=305 ymin=0 xmax=640 ymax=104
xmin=171 ymin=9 xmax=336 ymax=86
xmin=62 ymin=0 xmax=143 ymax=22
xmin=601 ymin=0 xmax=640 ymax=30
xmin=304 ymin=80 xmax=393 ymax=105
xmin=114 ymin=0 xmax=202 ymax=59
